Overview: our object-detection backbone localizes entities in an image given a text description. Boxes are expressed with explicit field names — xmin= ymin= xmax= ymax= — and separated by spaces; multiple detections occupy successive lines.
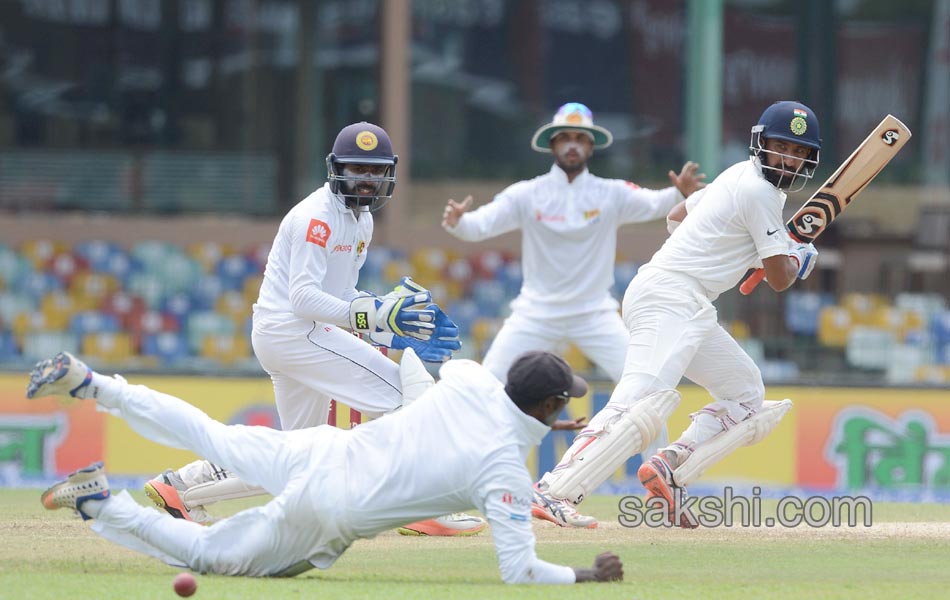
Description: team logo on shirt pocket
xmin=583 ymin=208 xmax=601 ymax=221
xmin=306 ymin=219 xmax=331 ymax=247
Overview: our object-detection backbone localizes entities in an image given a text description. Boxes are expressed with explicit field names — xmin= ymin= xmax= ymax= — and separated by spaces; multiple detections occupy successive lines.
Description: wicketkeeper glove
xmin=788 ymin=241 xmax=818 ymax=280
xmin=390 ymin=303 xmax=462 ymax=362
xmin=349 ymin=286 xmax=435 ymax=347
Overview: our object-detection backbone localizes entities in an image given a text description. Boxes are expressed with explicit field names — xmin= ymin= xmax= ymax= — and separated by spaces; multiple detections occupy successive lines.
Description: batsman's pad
xmin=181 ymin=475 xmax=266 ymax=509
xmin=672 ymin=399 xmax=792 ymax=487
xmin=544 ymin=389 xmax=681 ymax=504
xmin=399 ymin=347 xmax=434 ymax=406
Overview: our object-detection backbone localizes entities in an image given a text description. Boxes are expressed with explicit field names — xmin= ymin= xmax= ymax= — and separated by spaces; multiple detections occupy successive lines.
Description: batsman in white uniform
xmin=534 ymin=101 xmax=823 ymax=528
xmin=443 ymin=102 xmax=705 ymax=527
xmin=145 ymin=122 xmax=483 ymax=536
xmin=29 ymin=350 xmax=623 ymax=584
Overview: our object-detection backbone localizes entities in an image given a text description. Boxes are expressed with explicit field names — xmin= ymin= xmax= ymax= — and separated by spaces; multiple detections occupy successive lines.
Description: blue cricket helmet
xmin=326 ymin=122 xmax=398 ymax=211
xmin=754 ymin=101 xmax=822 ymax=151
xmin=750 ymin=101 xmax=822 ymax=191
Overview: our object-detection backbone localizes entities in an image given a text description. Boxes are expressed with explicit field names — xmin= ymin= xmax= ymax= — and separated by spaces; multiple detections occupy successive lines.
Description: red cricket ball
xmin=173 ymin=572 xmax=197 ymax=597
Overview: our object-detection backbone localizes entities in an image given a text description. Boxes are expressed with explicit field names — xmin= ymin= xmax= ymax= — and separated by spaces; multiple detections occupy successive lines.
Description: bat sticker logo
xmin=796 ymin=213 xmax=825 ymax=234
xmin=881 ymin=130 xmax=900 ymax=146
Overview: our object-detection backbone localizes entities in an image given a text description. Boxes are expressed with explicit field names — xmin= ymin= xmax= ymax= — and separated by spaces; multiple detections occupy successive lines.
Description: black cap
xmin=505 ymin=351 xmax=588 ymax=406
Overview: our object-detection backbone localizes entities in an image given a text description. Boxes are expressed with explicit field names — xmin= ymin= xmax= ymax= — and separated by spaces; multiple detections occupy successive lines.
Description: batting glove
xmin=788 ymin=242 xmax=818 ymax=280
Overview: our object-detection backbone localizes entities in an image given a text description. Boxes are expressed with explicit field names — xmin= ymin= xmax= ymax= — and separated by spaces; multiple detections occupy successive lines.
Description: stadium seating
xmin=1 ymin=238 xmax=947 ymax=384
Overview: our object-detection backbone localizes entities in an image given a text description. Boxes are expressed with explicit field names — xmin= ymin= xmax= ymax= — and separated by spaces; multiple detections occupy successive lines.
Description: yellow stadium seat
xmin=40 ymin=291 xmax=91 ymax=330
xmin=13 ymin=311 xmax=55 ymax=343
xmin=215 ymin=291 xmax=252 ymax=327
xmin=382 ymin=259 xmax=413 ymax=285
xmin=69 ymin=272 xmax=120 ymax=306
xmin=242 ymin=274 xmax=264 ymax=304
xmin=20 ymin=239 xmax=68 ymax=269
xmin=817 ymin=306 xmax=852 ymax=348
xmin=187 ymin=241 xmax=237 ymax=273
xmin=728 ymin=320 xmax=752 ymax=340
xmin=562 ymin=343 xmax=592 ymax=374
xmin=200 ymin=334 xmax=251 ymax=364
xmin=870 ymin=306 xmax=927 ymax=342
xmin=82 ymin=332 xmax=134 ymax=363
xmin=841 ymin=293 xmax=887 ymax=326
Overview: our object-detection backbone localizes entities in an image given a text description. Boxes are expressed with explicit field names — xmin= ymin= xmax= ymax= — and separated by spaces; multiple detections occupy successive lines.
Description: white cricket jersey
xmin=647 ymin=159 xmax=789 ymax=298
xmin=445 ymin=165 xmax=681 ymax=318
xmin=338 ymin=360 xmax=576 ymax=584
xmin=254 ymin=184 xmax=372 ymax=327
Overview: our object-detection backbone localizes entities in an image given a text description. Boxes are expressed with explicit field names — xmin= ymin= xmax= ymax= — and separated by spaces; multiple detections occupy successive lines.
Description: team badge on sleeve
xmin=306 ymin=219 xmax=331 ymax=247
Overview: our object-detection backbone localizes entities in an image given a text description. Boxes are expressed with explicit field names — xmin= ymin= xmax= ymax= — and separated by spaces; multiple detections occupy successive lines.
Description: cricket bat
xmin=739 ymin=114 xmax=912 ymax=295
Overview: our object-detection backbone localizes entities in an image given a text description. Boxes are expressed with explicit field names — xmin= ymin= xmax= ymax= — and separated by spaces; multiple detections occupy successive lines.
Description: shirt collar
xmin=549 ymin=163 xmax=589 ymax=185
xmin=499 ymin=389 xmax=551 ymax=447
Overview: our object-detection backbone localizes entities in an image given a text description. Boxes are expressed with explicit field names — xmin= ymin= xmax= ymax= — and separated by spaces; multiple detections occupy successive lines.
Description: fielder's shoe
xmin=144 ymin=469 xmax=215 ymax=524
xmin=26 ymin=352 xmax=92 ymax=400
xmin=397 ymin=513 xmax=487 ymax=536
xmin=531 ymin=486 xmax=598 ymax=529
xmin=638 ymin=454 xmax=697 ymax=529
xmin=41 ymin=461 xmax=110 ymax=521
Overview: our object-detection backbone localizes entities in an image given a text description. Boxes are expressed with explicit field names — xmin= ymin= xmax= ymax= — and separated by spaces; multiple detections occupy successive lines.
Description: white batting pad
xmin=182 ymin=476 xmax=266 ymax=509
xmin=399 ymin=348 xmax=434 ymax=406
xmin=672 ymin=399 xmax=792 ymax=486
xmin=544 ymin=389 xmax=681 ymax=504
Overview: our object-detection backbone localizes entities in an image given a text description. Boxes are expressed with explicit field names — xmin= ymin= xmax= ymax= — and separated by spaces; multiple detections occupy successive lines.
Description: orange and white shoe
xmin=397 ymin=513 xmax=487 ymax=536
xmin=144 ymin=469 xmax=215 ymax=524
xmin=531 ymin=485 xmax=598 ymax=529
xmin=41 ymin=461 xmax=110 ymax=521
xmin=639 ymin=455 xmax=697 ymax=529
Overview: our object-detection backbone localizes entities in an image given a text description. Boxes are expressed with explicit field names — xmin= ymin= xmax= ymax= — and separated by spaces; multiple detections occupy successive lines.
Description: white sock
xmin=80 ymin=496 xmax=110 ymax=519
xmin=76 ymin=372 xmax=123 ymax=408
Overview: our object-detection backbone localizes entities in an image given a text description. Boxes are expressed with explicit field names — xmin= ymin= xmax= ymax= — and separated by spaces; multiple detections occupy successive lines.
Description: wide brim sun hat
xmin=530 ymin=102 xmax=613 ymax=153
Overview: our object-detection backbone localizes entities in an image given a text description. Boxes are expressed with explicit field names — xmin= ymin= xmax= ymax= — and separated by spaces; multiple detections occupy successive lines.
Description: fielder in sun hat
xmin=530 ymin=102 xmax=614 ymax=153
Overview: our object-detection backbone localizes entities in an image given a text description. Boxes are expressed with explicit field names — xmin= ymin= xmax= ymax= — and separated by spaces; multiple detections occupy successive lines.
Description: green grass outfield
xmin=2 ymin=489 xmax=949 ymax=599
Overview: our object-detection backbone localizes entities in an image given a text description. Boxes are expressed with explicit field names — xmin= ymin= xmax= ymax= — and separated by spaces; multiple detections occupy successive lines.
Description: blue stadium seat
xmin=215 ymin=255 xmax=260 ymax=291
xmin=74 ymin=240 xmax=125 ymax=271
xmin=0 ymin=330 xmax=18 ymax=360
xmin=15 ymin=272 xmax=64 ymax=301
xmin=932 ymin=311 xmax=950 ymax=346
xmin=141 ymin=332 xmax=191 ymax=366
xmin=190 ymin=275 xmax=225 ymax=311
xmin=785 ymin=291 xmax=836 ymax=336
xmin=70 ymin=311 xmax=121 ymax=336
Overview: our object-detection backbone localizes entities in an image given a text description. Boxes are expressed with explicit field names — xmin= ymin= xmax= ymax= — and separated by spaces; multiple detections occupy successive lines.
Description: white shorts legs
xmin=252 ymin=314 xmax=402 ymax=430
xmin=481 ymin=308 xmax=629 ymax=383
xmin=92 ymin=381 xmax=350 ymax=576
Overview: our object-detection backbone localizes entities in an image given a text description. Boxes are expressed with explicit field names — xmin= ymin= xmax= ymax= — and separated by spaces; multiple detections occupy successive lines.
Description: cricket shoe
xmin=41 ymin=461 xmax=110 ymax=521
xmin=144 ymin=469 xmax=216 ymax=524
xmin=531 ymin=485 xmax=598 ymax=529
xmin=397 ymin=513 xmax=487 ymax=536
xmin=638 ymin=455 xmax=697 ymax=529
xmin=26 ymin=351 xmax=92 ymax=400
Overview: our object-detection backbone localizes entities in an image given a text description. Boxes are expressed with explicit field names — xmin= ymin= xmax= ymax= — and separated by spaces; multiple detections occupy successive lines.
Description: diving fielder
xmin=30 ymin=350 xmax=623 ymax=584
xmin=442 ymin=102 xmax=705 ymax=528
xmin=533 ymin=101 xmax=822 ymax=527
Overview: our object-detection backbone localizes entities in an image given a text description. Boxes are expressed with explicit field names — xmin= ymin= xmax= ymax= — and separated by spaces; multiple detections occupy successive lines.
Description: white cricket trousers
xmin=90 ymin=380 xmax=352 ymax=576
xmin=482 ymin=307 xmax=630 ymax=383
xmin=252 ymin=308 xmax=402 ymax=429
xmin=590 ymin=266 xmax=764 ymax=432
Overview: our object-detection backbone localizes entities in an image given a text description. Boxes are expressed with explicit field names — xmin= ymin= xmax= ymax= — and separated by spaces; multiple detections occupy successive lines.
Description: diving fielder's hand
xmin=573 ymin=552 xmax=624 ymax=583
xmin=668 ymin=161 xmax=706 ymax=198
xmin=442 ymin=195 xmax=473 ymax=228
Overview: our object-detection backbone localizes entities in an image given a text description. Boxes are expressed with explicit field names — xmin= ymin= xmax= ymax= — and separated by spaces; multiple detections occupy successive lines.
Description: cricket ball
xmin=173 ymin=572 xmax=197 ymax=597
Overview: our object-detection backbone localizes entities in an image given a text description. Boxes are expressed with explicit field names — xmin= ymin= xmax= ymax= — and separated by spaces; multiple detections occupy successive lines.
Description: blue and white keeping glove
xmin=390 ymin=304 xmax=462 ymax=362
xmin=349 ymin=286 xmax=435 ymax=346
xmin=788 ymin=241 xmax=818 ymax=280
